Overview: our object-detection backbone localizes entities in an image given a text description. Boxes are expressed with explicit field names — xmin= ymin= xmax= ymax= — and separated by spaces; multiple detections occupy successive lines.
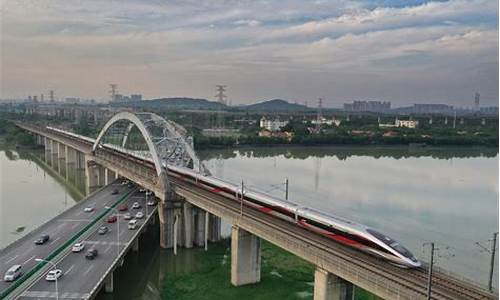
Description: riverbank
xmin=193 ymin=133 xmax=499 ymax=150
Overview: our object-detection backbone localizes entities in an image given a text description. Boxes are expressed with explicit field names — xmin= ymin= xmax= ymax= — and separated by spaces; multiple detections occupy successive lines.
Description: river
xmin=0 ymin=145 xmax=497 ymax=298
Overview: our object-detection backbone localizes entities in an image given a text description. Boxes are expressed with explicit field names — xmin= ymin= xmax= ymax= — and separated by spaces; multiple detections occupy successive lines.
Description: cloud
xmin=0 ymin=0 xmax=498 ymax=106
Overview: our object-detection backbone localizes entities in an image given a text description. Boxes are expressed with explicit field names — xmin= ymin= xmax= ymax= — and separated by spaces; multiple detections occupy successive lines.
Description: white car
xmin=135 ymin=212 xmax=144 ymax=219
xmin=84 ymin=207 xmax=94 ymax=213
xmin=45 ymin=269 xmax=62 ymax=281
xmin=4 ymin=265 xmax=22 ymax=282
xmin=72 ymin=242 xmax=85 ymax=253
xmin=132 ymin=202 xmax=141 ymax=209
xmin=145 ymin=190 xmax=154 ymax=196
xmin=121 ymin=180 xmax=129 ymax=185
xmin=123 ymin=213 xmax=132 ymax=220
xmin=147 ymin=200 xmax=156 ymax=206
xmin=139 ymin=188 xmax=146 ymax=193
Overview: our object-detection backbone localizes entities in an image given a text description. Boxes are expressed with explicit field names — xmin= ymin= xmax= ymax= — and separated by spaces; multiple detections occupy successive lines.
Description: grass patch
xmin=161 ymin=239 xmax=380 ymax=300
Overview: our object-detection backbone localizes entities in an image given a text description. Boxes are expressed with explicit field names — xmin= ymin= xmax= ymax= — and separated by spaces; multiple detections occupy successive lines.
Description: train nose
xmin=411 ymin=259 xmax=422 ymax=268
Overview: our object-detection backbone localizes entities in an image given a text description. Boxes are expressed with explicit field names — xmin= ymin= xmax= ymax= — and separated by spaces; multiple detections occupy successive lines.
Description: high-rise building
xmin=344 ymin=100 xmax=391 ymax=112
xmin=130 ymin=94 xmax=142 ymax=101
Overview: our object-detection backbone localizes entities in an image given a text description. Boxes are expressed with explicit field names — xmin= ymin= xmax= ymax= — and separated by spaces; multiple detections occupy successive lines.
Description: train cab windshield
xmin=366 ymin=229 xmax=415 ymax=260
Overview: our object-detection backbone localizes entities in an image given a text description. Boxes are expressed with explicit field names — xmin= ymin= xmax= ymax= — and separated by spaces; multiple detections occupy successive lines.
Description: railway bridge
xmin=15 ymin=111 xmax=498 ymax=300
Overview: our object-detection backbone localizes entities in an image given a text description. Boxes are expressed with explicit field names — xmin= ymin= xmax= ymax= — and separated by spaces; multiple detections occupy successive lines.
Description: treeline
xmin=194 ymin=131 xmax=498 ymax=149
xmin=0 ymin=119 xmax=35 ymax=146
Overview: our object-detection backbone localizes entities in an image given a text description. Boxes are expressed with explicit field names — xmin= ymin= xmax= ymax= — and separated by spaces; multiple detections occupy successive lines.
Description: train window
xmin=367 ymin=229 xmax=414 ymax=259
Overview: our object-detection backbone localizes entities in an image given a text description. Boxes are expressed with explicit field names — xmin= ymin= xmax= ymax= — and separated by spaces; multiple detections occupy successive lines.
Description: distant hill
xmin=111 ymin=97 xmax=227 ymax=110
xmin=111 ymin=97 xmax=313 ymax=112
xmin=239 ymin=99 xmax=312 ymax=112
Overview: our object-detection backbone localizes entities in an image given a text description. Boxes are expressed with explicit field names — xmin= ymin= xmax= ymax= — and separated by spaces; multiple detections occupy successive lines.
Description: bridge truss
xmin=92 ymin=111 xmax=207 ymax=177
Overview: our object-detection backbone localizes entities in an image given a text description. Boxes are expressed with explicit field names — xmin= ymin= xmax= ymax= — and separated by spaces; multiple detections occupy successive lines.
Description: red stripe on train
xmin=298 ymin=219 xmax=362 ymax=247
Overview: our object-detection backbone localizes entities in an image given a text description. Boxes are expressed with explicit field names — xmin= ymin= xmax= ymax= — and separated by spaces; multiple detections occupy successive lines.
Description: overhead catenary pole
xmin=488 ymin=232 xmax=498 ymax=291
xmin=240 ymin=180 xmax=244 ymax=217
xmin=423 ymin=242 xmax=436 ymax=300
xmin=285 ymin=178 xmax=289 ymax=201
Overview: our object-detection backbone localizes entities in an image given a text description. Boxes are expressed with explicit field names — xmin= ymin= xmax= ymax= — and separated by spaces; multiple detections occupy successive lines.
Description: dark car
xmin=107 ymin=215 xmax=117 ymax=223
xmin=98 ymin=226 xmax=108 ymax=235
xmin=85 ymin=248 xmax=98 ymax=260
xmin=118 ymin=204 xmax=128 ymax=212
xmin=34 ymin=235 xmax=49 ymax=245
xmin=112 ymin=189 xmax=119 ymax=195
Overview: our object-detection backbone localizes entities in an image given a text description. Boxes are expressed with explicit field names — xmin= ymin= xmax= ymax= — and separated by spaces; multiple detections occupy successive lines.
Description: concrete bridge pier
xmin=104 ymin=272 xmax=114 ymax=293
xmin=65 ymin=146 xmax=77 ymax=181
xmin=105 ymin=168 xmax=116 ymax=185
xmin=231 ymin=225 xmax=261 ymax=286
xmin=51 ymin=139 xmax=58 ymax=168
xmin=58 ymin=143 xmax=66 ymax=174
xmin=44 ymin=137 xmax=51 ymax=163
xmin=193 ymin=208 xmax=206 ymax=247
xmin=85 ymin=158 xmax=105 ymax=194
xmin=314 ymin=268 xmax=354 ymax=300
xmin=208 ymin=215 xmax=221 ymax=242
xmin=97 ymin=165 xmax=106 ymax=187
xmin=182 ymin=202 xmax=194 ymax=248
xmin=158 ymin=200 xmax=176 ymax=249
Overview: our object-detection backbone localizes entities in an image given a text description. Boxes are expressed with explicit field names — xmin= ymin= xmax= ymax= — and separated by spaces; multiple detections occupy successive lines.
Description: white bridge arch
xmin=92 ymin=111 xmax=204 ymax=176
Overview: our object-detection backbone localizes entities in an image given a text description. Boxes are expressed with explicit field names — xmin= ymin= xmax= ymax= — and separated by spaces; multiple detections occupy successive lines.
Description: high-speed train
xmin=46 ymin=126 xmax=421 ymax=268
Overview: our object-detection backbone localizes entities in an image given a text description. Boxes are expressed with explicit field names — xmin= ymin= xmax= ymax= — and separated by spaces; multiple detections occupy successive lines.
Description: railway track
xmin=173 ymin=178 xmax=497 ymax=300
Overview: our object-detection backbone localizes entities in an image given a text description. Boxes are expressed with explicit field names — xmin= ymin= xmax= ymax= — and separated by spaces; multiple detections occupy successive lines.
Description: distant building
xmin=344 ymin=100 xmax=391 ymax=112
xmin=113 ymin=94 xmax=124 ymax=102
xmin=379 ymin=118 xmax=418 ymax=128
xmin=113 ymin=93 xmax=142 ymax=102
xmin=130 ymin=94 xmax=142 ymax=101
xmin=395 ymin=119 xmax=418 ymax=128
xmin=311 ymin=117 xmax=341 ymax=127
xmin=259 ymin=117 xmax=288 ymax=131
xmin=412 ymin=104 xmax=453 ymax=114
xmin=480 ymin=106 xmax=499 ymax=115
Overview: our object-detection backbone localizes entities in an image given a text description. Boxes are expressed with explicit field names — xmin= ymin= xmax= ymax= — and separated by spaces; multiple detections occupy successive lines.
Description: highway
xmin=0 ymin=181 xmax=134 ymax=296
xmin=15 ymin=189 xmax=157 ymax=300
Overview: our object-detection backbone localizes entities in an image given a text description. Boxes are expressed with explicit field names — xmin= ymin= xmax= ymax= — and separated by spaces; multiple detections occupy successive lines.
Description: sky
xmin=0 ymin=0 xmax=498 ymax=107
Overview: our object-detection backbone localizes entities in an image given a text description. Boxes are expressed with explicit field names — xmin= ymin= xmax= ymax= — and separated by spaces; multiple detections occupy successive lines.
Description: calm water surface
xmin=1 ymin=145 xmax=498 ymax=297
xmin=199 ymin=146 xmax=499 ymax=287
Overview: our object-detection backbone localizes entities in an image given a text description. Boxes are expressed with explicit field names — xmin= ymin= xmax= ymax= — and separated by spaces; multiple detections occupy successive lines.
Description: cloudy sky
xmin=0 ymin=0 xmax=498 ymax=107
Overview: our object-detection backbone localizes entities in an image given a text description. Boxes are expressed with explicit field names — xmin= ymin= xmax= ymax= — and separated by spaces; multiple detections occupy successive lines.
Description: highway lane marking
xmin=23 ymin=255 xmax=36 ymax=265
xmin=84 ymin=241 xmax=126 ymax=246
xmin=4 ymin=254 xmax=19 ymax=264
xmin=21 ymin=291 xmax=91 ymax=299
xmin=65 ymin=264 xmax=75 ymax=275
xmin=59 ymin=219 xmax=92 ymax=222
xmin=50 ymin=236 xmax=61 ymax=245
xmin=83 ymin=265 xmax=94 ymax=276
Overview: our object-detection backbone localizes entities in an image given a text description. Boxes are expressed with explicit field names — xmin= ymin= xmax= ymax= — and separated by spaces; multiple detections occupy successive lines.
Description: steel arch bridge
xmin=92 ymin=111 xmax=206 ymax=177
